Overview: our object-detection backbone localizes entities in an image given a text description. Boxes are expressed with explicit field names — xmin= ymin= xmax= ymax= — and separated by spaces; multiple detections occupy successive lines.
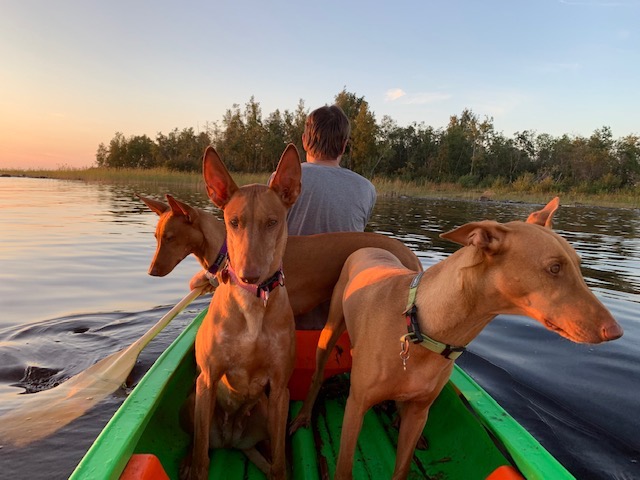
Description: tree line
xmin=96 ymin=88 xmax=640 ymax=193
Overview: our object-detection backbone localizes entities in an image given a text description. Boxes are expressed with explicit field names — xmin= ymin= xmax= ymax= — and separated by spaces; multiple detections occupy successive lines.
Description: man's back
xmin=287 ymin=163 xmax=377 ymax=236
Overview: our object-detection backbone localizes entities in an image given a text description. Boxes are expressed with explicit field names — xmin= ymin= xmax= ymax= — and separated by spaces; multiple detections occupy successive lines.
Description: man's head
xmin=302 ymin=105 xmax=350 ymax=161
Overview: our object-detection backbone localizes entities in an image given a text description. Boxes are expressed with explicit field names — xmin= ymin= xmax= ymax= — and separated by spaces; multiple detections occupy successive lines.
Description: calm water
xmin=0 ymin=177 xmax=638 ymax=479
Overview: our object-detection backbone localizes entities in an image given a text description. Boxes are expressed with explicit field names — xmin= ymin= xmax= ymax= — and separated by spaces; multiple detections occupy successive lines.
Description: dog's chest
xmin=216 ymin=315 xmax=289 ymax=395
xmin=218 ymin=368 xmax=269 ymax=408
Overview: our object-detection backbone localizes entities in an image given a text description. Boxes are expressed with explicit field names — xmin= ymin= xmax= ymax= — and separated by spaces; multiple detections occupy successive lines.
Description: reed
xmin=372 ymin=176 xmax=640 ymax=208
xmin=3 ymin=168 xmax=638 ymax=208
xmin=1 ymin=167 xmax=269 ymax=188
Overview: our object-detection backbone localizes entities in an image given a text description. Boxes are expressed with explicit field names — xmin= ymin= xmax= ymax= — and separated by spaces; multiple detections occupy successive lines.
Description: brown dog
xmin=290 ymin=198 xmax=623 ymax=480
xmin=180 ymin=144 xmax=300 ymax=479
xmin=138 ymin=198 xmax=422 ymax=319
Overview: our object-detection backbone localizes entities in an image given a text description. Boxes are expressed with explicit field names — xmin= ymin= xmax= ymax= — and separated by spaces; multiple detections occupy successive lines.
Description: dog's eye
xmin=548 ymin=263 xmax=561 ymax=275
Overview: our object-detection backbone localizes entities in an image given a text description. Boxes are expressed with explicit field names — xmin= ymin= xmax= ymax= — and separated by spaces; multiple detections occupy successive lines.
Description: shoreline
xmin=2 ymin=170 xmax=638 ymax=210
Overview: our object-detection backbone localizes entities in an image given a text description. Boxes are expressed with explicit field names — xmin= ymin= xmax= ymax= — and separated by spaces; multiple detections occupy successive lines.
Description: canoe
xmin=70 ymin=308 xmax=574 ymax=480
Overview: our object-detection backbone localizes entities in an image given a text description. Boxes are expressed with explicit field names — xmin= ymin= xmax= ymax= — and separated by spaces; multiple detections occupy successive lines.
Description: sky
xmin=1 ymin=1 xmax=639 ymax=169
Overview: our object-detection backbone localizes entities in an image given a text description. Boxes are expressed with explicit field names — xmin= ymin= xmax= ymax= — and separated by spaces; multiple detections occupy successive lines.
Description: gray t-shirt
xmin=287 ymin=163 xmax=377 ymax=236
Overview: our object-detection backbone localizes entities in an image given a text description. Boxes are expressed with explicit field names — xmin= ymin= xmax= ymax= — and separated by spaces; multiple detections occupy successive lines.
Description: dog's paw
xmin=288 ymin=414 xmax=311 ymax=435
xmin=178 ymin=455 xmax=191 ymax=480
xmin=179 ymin=452 xmax=207 ymax=480
xmin=415 ymin=435 xmax=429 ymax=450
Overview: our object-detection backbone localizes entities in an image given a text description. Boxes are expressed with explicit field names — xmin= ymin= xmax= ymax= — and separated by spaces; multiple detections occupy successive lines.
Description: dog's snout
xmin=602 ymin=322 xmax=624 ymax=341
xmin=148 ymin=265 xmax=168 ymax=277
xmin=241 ymin=275 xmax=260 ymax=285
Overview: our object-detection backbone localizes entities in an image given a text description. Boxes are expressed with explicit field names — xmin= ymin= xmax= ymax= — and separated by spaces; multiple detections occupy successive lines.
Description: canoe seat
xmin=289 ymin=330 xmax=352 ymax=400
xmin=486 ymin=465 xmax=525 ymax=479
xmin=120 ymin=454 xmax=169 ymax=480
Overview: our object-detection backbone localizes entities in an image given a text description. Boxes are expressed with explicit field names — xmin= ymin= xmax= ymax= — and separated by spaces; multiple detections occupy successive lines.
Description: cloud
xmin=385 ymin=88 xmax=451 ymax=104
xmin=385 ymin=88 xmax=406 ymax=101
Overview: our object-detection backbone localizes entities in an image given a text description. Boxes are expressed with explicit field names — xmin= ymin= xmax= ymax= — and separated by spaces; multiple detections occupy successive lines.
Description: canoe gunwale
xmin=70 ymin=309 xmax=206 ymax=480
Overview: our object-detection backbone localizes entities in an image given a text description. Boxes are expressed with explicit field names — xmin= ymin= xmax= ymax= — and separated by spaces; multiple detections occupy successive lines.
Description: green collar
xmin=401 ymin=272 xmax=466 ymax=361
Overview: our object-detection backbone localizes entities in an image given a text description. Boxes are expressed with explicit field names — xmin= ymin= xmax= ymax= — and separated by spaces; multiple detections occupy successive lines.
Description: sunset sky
xmin=1 ymin=1 xmax=638 ymax=169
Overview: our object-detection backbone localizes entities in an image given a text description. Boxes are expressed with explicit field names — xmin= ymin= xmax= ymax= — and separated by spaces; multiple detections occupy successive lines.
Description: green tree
xmin=127 ymin=134 xmax=155 ymax=169
xmin=95 ymin=143 xmax=108 ymax=167
xmin=615 ymin=134 xmax=640 ymax=186
xmin=350 ymin=101 xmax=378 ymax=176
xmin=438 ymin=113 xmax=472 ymax=180
xmin=376 ymin=116 xmax=405 ymax=176
xmin=334 ymin=88 xmax=377 ymax=175
xmin=283 ymin=99 xmax=307 ymax=162
xmin=218 ymin=104 xmax=245 ymax=171
xmin=107 ymin=132 xmax=128 ymax=168
xmin=263 ymin=109 xmax=287 ymax=171
xmin=584 ymin=126 xmax=615 ymax=183
xmin=243 ymin=96 xmax=266 ymax=172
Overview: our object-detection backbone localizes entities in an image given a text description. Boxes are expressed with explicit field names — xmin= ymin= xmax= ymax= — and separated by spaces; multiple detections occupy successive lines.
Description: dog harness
xmin=400 ymin=272 xmax=466 ymax=364
xmin=224 ymin=264 xmax=285 ymax=306
xmin=204 ymin=240 xmax=229 ymax=287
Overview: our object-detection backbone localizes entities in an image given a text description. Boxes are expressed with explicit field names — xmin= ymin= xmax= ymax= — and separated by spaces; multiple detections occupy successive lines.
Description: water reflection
xmin=370 ymin=196 xmax=640 ymax=297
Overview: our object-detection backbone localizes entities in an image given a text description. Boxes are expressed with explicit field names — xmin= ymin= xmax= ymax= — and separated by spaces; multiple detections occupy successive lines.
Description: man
xmin=286 ymin=104 xmax=376 ymax=235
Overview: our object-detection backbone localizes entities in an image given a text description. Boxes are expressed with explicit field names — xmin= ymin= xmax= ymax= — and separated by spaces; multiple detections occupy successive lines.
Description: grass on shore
xmin=3 ymin=167 xmax=639 ymax=209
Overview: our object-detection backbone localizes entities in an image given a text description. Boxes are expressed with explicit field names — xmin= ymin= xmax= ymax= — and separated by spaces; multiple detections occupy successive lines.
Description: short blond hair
xmin=302 ymin=105 xmax=350 ymax=160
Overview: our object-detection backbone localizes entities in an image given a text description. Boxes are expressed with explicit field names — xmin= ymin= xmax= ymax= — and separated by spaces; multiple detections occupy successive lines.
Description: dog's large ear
xmin=166 ymin=194 xmax=198 ymax=223
xmin=440 ymin=220 xmax=509 ymax=256
xmin=269 ymin=143 xmax=301 ymax=208
xmin=137 ymin=194 xmax=169 ymax=216
xmin=203 ymin=146 xmax=238 ymax=209
xmin=526 ymin=197 xmax=559 ymax=228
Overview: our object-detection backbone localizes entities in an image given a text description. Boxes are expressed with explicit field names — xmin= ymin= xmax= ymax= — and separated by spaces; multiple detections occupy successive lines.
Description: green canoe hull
xmin=71 ymin=308 xmax=574 ymax=480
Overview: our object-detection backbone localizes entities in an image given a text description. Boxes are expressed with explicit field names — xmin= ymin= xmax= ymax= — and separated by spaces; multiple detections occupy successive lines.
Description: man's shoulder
xmin=299 ymin=163 xmax=375 ymax=199
xmin=302 ymin=163 xmax=370 ymax=181
xmin=339 ymin=168 xmax=375 ymax=190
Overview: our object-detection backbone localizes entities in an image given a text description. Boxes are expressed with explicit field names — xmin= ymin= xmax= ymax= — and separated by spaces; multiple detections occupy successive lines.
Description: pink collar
xmin=224 ymin=264 xmax=285 ymax=306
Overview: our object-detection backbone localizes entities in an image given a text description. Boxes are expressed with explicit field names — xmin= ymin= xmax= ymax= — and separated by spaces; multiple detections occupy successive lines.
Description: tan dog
xmin=290 ymin=198 xmax=623 ymax=480
xmin=138 ymin=198 xmax=422 ymax=319
xmin=180 ymin=144 xmax=300 ymax=479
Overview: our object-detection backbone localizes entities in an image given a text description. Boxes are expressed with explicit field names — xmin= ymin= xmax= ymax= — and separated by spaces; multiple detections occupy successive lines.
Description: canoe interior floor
xmin=134 ymin=359 xmax=512 ymax=480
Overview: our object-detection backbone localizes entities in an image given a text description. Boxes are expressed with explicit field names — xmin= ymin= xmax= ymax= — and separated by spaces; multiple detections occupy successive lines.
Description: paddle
xmin=0 ymin=287 xmax=204 ymax=447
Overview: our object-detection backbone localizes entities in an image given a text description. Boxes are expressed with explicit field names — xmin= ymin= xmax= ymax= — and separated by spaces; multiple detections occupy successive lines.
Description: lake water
xmin=0 ymin=177 xmax=638 ymax=479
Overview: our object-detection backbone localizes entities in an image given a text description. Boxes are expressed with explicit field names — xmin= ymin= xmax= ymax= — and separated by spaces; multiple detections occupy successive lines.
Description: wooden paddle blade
xmin=0 ymin=288 xmax=203 ymax=447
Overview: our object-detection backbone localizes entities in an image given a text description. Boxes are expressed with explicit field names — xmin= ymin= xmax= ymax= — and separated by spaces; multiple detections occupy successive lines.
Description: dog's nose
xmin=602 ymin=322 xmax=624 ymax=341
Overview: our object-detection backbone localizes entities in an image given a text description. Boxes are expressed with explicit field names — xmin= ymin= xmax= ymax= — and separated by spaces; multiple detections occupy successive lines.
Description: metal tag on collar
xmin=400 ymin=336 xmax=411 ymax=371
xmin=259 ymin=286 xmax=269 ymax=306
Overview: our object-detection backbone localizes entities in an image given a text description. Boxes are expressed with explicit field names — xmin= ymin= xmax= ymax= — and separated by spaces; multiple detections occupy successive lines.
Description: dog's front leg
xmin=290 ymin=274 xmax=349 ymax=434
xmin=392 ymin=400 xmax=430 ymax=480
xmin=335 ymin=394 xmax=367 ymax=480
xmin=290 ymin=319 xmax=347 ymax=433
xmin=267 ymin=385 xmax=290 ymax=479
xmin=182 ymin=371 xmax=217 ymax=480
